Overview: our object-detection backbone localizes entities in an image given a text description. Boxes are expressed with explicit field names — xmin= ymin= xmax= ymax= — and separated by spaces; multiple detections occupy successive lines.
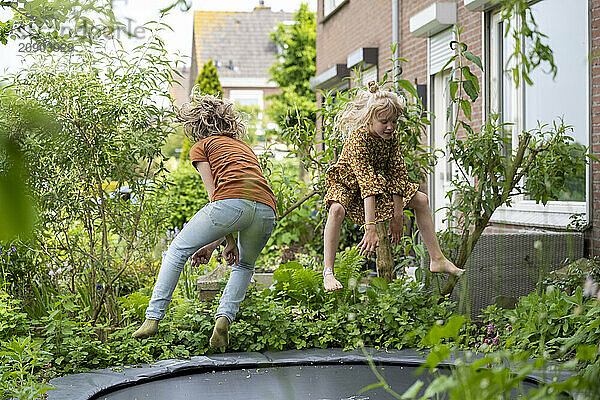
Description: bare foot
xmin=430 ymin=258 xmax=465 ymax=277
xmin=324 ymin=275 xmax=343 ymax=291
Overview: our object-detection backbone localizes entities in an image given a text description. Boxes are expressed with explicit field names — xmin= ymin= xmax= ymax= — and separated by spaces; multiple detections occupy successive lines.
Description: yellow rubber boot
xmin=209 ymin=316 xmax=230 ymax=347
xmin=132 ymin=319 xmax=159 ymax=339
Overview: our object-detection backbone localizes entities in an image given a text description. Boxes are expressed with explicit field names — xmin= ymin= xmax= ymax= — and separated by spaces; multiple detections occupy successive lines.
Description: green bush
xmin=2 ymin=273 xmax=451 ymax=377
xmin=544 ymin=257 xmax=600 ymax=295
xmin=272 ymin=260 xmax=324 ymax=306
xmin=394 ymin=316 xmax=589 ymax=400
xmin=479 ymin=286 xmax=599 ymax=360
xmin=195 ymin=59 xmax=223 ymax=97
xmin=0 ymin=242 xmax=50 ymax=310
xmin=227 ymin=278 xmax=453 ymax=353
xmin=1 ymin=25 xmax=179 ymax=324
xmin=268 ymin=196 xmax=319 ymax=250
xmin=165 ymin=163 xmax=210 ymax=230
xmin=0 ymin=336 xmax=54 ymax=400
xmin=34 ymin=295 xmax=110 ymax=374
xmin=0 ymin=291 xmax=29 ymax=341
xmin=271 ymin=249 xmax=368 ymax=308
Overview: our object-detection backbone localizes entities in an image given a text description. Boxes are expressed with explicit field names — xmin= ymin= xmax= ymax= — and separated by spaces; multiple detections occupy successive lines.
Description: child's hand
xmin=191 ymin=246 xmax=215 ymax=267
xmin=324 ymin=275 xmax=343 ymax=291
xmin=222 ymin=241 xmax=239 ymax=266
xmin=388 ymin=217 xmax=403 ymax=246
xmin=356 ymin=226 xmax=379 ymax=257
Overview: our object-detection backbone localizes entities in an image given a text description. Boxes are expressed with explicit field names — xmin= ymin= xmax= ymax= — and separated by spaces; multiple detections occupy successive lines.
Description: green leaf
xmin=0 ymin=136 xmax=35 ymax=241
xmin=576 ymin=344 xmax=598 ymax=361
xmin=422 ymin=315 xmax=466 ymax=345
xmin=459 ymin=120 xmax=474 ymax=135
xmin=449 ymin=81 xmax=458 ymax=100
xmin=460 ymin=99 xmax=472 ymax=120
xmin=397 ymin=79 xmax=418 ymax=98
xmin=368 ymin=277 xmax=389 ymax=291
xmin=461 ymin=66 xmax=480 ymax=93
xmin=439 ymin=55 xmax=457 ymax=74
xmin=400 ymin=380 xmax=424 ymax=399
xmin=463 ymin=50 xmax=483 ymax=70
xmin=462 ymin=80 xmax=478 ymax=102
xmin=420 ymin=345 xmax=451 ymax=372
xmin=423 ymin=375 xmax=455 ymax=398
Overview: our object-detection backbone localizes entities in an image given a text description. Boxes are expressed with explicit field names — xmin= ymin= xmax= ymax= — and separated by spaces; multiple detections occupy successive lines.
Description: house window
xmin=228 ymin=90 xmax=264 ymax=109
xmin=360 ymin=66 xmax=377 ymax=86
xmin=486 ymin=0 xmax=588 ymax=227
xmin=324 ymin=0 xmax=347 ymax=18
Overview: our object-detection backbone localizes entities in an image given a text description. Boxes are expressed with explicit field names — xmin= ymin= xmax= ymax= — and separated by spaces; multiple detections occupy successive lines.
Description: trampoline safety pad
xmin=48 ymin=348 xmax=571 ymax=400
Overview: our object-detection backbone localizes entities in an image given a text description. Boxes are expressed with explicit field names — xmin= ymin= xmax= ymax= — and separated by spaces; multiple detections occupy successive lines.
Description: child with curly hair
xmin=323 ymin=81 xmax=463 ymax=291
xmin=133 ymin=90 xmax=277 ymax=347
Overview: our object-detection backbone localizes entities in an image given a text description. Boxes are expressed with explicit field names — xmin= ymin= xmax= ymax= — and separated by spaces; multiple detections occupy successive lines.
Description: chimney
xmin=254 ymin=0 xmax=270 ymax=11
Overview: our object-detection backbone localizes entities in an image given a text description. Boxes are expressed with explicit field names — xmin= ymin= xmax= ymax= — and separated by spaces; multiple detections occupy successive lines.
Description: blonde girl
xmin=133 ymin=91 xmax=277 ymax=347
xmin=323 ymin=81 xmax=463 ymax=291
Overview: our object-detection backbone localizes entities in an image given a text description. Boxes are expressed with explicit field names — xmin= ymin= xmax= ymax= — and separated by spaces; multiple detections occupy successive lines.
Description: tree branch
xmin=277 ymin=189 xmax=320 ymax=221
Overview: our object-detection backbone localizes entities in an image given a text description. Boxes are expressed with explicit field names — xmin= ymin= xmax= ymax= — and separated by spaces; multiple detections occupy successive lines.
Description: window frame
xmin=429 ymin=68 xmax=455 ymax=232
xmin=359 ymin=65 xmax=378 ymax=87
xmin=228 ymin=90 xmax=264 ymax=110
xmin=323 ymin=0 xmax=348 ymax=19
xmin=484 ymin=1 xmax=590 ymax=229
xmin=428 ymin=27 xmax=458 ymax=232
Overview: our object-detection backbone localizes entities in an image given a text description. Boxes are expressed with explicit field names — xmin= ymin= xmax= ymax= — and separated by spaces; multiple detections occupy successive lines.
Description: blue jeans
xmin=146 ymin=199 xmax=276 ymax=322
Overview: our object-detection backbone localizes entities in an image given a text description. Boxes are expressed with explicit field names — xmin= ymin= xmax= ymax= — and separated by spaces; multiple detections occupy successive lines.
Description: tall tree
xmin=0 ymin=0 xmax=117 ymax=241
xmin=0 ymin=0 xmax=115 ymax=45
xmin=195 ymin=59 xmax=223 ymax=97
xmin=0 ymin=0 xmax=191 ymax=45
xmin=267 ymin=3 xmax=316 ymax=128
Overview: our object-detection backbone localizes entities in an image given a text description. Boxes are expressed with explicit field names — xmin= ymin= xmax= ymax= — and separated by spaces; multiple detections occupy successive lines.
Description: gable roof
xmin=192 ymin=8 xmax=294 ymax=83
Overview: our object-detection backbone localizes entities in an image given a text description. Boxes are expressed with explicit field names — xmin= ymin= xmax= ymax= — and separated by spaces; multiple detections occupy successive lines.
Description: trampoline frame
xmin=48 ymin=348 xmax=573 ymax=400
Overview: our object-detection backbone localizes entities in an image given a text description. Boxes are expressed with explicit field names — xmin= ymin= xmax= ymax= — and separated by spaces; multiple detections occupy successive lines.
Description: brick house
xmin=187 ymin=4 xmax=293 ymax=115
xmin=311 ymin=0 xmax=596 ymax=256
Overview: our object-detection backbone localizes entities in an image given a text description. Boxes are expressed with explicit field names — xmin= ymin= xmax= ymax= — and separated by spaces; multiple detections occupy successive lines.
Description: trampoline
xmin=48 ymin=348 xmax=571 ymax=400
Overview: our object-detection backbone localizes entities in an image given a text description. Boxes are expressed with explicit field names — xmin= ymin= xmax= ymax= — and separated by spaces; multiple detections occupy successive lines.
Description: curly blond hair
xmin=334 ymin=81 xmax=405 ymax=141
xmin=175 ymin=85 xmax=247 ymax=142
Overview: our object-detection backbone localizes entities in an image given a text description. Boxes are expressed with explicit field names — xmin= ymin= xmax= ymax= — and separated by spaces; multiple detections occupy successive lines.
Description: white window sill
xmin=490 ymin=200 xmax=586 ymax=229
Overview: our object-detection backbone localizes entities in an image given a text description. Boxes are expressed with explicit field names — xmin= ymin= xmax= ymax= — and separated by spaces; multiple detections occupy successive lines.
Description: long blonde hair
xmin=175 ymin=85 xmax=247 ymax=142
xmin=334 ymin=81 xmax=405 ymax=141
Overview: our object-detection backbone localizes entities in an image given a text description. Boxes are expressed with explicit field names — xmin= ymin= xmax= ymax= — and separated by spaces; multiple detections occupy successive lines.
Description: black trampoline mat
xmin=98 ymin=364 xmax=425 ymax=400
xmin=95 ymin=363 xmax=541 ymax=400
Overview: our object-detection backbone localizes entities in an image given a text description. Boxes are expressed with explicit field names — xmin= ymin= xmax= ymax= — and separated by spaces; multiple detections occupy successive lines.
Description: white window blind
xmin=429 ymin=28 xmax=454 ymax=74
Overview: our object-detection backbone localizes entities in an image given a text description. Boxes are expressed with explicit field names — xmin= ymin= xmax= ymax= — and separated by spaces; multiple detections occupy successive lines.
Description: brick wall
xmin=316 ymin=0 xmax=484 ymax=127
xmin=591 ymin=0 xmax=600 ymax=256
xmin=316 ymin=0 xmax=393 ymax=81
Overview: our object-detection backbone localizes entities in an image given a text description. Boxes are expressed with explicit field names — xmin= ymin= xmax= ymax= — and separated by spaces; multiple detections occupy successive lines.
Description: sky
xmin=0 ymin=0 xmax=317 ymax=73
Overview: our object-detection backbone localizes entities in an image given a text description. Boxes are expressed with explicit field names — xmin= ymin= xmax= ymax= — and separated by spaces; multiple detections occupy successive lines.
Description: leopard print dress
xmin=324 ymin=126 xmax=419 ymax=225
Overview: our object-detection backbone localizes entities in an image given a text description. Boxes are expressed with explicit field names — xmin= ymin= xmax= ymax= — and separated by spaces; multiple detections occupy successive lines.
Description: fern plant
xmin=272 ymin=261 xmax=323 ymax=308
xmin=272 ymin=249 xmax=391 ymax=308
xmin=331 ymin=249 xmax=366 ymax=305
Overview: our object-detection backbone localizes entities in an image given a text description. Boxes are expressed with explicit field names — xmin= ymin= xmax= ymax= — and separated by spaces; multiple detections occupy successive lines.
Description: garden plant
xmin=0 ymin=0 xmax=599 ymax=399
